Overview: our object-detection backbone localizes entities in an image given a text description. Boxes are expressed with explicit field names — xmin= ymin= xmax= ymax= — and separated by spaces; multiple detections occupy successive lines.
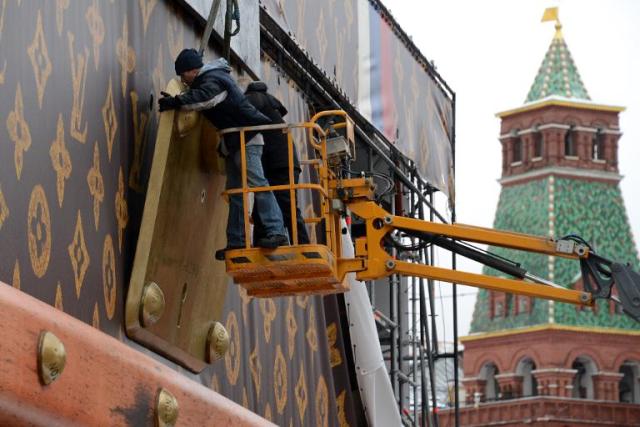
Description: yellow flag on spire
xmin=541 ymin=7 xmax=559 ymax=23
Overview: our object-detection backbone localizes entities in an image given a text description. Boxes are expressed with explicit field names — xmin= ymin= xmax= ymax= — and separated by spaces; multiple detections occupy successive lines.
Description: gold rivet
xmin=140 ymin=282 xmax=165 ymax=327
xmin=38 ymin=331 xmax=66 ymax=385
xmin=206 ymin=322 xmax=230 ymax=363
xmin=156 ymin=388 xmax=179 ymax=427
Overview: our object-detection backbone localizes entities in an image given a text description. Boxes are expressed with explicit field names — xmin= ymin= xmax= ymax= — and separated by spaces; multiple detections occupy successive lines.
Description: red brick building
xmin=441 ymin=15 xmax=640 ymax=427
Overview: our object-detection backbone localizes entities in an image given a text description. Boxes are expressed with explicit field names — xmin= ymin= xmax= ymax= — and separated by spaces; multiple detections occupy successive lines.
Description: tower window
xmin=512 ymin=135 xmax=523 ymax=163
xmin=533 ymin=128 xmax=544 ymax=158
xmin=592 ymin=128 xmax=605 ymax=161
xmin=565 ymin=126 xmax=577 ymax=157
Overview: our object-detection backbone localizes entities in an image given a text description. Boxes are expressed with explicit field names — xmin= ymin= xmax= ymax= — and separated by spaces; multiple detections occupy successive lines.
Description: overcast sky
xmin=388 ymin=0 xmax=640 ymax=342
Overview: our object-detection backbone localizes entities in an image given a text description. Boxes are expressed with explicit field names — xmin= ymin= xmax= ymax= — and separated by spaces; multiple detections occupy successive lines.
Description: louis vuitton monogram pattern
xmin=0 ymin=2 xmax=351 ymax=425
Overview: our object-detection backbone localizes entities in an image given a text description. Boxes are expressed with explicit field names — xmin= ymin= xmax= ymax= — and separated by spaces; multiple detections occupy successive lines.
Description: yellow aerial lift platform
xmin=222 ymin=111 xmax=640 ymax=322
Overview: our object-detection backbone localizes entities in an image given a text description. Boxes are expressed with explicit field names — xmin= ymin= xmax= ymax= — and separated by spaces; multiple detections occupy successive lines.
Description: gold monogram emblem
xmin=295 ymin=367 xmax=308 ymax=424
xmin=238 ymin=285 xmax=253 ymax=323
xmin=7 ymin=84 xmax=32 ymax=180
xmin=68 ymin=211 xmax=90 ymax=298
xmin=210 ymin=374 xmax=220 ymax=392
xmin=286 ymin=298 xmax=298 ymax=359
xmin=249 ymin=343 xmax=262 ymax=398
xmin=274 ymin=345 xmax=288 ymax=414
xmin=103 ymin=234 xmax=116 ymax=320
xmin=92 ymin=302 xmax=100 ymax=329
xmin=296 ymin=295 xmax=309 ymax=309
xmin=224 ymin=311 xmax=240 ymax=385
xmin=68 ymin=32 xmax=89 ymax=143
xmin=27 ymin=185 xmax=51 ymax=278
xmin=56 ymin=0 xmax=69 ymax=36
xmin=102 ymin=76 xmax=117 ymax=161
xmin=27 ymin=10 xmax=51 ymax=109
xmin=306 ymin=307 xmax=318 ymax=352
xmin=315 ymin=375 xmax=329 ymax=427
xmin=86 ymin=0 xmax=104 ymax=70
xmin=327 ymin=322 xmax=343 ymax=368
xmin=0 ymin=184 xmax=8 ymax=231
xmin=117 ymin=17 xmax=136 ymax=98
xmin=259 ymin=299 xmax=277 ymax=343
xmin=12 ymin=260 xmax=20 ymax=290
xmin=55 ymin=282 xmax=64 ymax=311
xmin=87 ymin=142 xmax=104 ymax=229
xmin=49 ymin=114 xmax=72 ymax=207
xmin=115 ymin=167 xmax=128 ymax=252
xmin=128 ymin=91 xmax=149 ymax=192
xmin=139 ymin=0 xmax=158 ymax=34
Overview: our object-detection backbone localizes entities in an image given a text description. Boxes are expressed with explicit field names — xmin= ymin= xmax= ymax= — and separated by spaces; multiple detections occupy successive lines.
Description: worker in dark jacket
xmin=159 ymin=49 xmax=289 ymax=259
xmin=245 ymin=81 xmax=310 ymax=244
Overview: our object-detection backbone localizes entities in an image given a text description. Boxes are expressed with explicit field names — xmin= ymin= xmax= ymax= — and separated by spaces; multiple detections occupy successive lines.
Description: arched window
xmin=479 ymin=363 xmax=500 ymax=402
xmin=572 ymin=357 xmax=597 ymax=399
xmin=565 ymin=125 xmax=577 ymax=157
xmin=533 ymin=126 xmax=544 ymax=159
xmin=512 ymin=131 xmax=523 ymax=163
xmin=619 ymin=361 xmax=640 ymax=403
xmin=592 ymin=128 xmax=606 ymax=161
xmin=516 ymin=358 xmax=538 ymax=397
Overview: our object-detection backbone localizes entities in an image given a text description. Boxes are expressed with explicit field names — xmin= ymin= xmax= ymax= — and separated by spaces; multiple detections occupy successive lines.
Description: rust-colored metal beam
xmin=0 ymin=283 xmax=273 ymax=427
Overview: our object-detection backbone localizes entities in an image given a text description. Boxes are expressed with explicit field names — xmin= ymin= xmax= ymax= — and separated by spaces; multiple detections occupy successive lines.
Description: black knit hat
xmin=175 ymin=48 xmax=203 ymax=75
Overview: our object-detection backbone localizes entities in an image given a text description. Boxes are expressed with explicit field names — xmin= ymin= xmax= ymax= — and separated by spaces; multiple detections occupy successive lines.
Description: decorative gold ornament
xmin=116 ymin=16 xmax=136 ymax=98
xmin=87 ymin=142 xmax=104 ymax=230
xmin=55 ymin=282 xmax=64 ymax=311
xmin=86 ymin=0 xmax=104 ymax=70
xmin=68 ymin=32 xmax=89 ymax=143
xmin=27 ymin=10 xmax=51 ymax=109
xmin=7 ymin=84 xmax=31 ymax=180
xmin=92 ymin=302 xmax=100 ymax=329
xmin=274 ymin=345 xmax=288 ymax=414
xmin=27 ymin=185 xmax=51 ymax=278
xmin=259 ymin=299 xmax=277 ymax=343
xmin=206 ymin=321 xmax=229 ymax=362
xmin=0 ymin=184 xmax=8 ymax=231
xmin=315 ymin=375 xmax=329 ymax=427
xmin=224 ymin=311 xmax=240 ymax=385
xmin=286 ymin=298 xmax=298 ymax=359
xmin=249 ymin=343 xmax=262 ymax=399
xmin=115 ymin=167 xmax=128 ymax=251
xmin=56 ymin=0 xmax=69 ymax=36
xmin=102 ymin=234 xmax=116 ymax=319
xmin=49 ymin=114 xmax=72 ymax=207
xmin=140 ymin=281 xmax=165 ymax=327
xmin=306 ymin=308 xmax=318 ymax=352
xmin=102 ymin=76 xmax=117 ymax=161
xmin=139 ymin=0 xmax=158 ymax=34
xmin=155 ymin=388 xmax=179 ymax=427
xmin=295 ymin=367 xmax=308 ymax=424
xmin=37 ymin=331 xmax=66 ymax=385
xmin=68 ymin=211 xmax=89 ymax=298
xmin=327 ymin=322 xmax=342 ymax=368
xmin=12 ymin=260 xmax=20 ymax=290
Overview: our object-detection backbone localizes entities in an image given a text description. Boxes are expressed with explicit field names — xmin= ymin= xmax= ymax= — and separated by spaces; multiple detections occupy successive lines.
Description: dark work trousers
xmin=253 ymin=167 xmax=310 ymax=245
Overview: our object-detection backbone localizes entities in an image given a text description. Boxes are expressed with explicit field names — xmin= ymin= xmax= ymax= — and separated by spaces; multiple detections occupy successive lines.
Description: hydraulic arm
xmin=222 ymin=110 xmax=640 ymax=322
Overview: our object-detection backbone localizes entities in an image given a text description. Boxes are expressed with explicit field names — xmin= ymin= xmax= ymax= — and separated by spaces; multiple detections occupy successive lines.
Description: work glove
xmin=158 ymin=92 xmax=181 ymax=112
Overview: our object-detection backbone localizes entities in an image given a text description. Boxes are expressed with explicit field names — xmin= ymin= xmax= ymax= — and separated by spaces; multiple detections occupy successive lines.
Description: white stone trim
xmin=499 ymin=167 xmax=623 ymax=185
xmin=499 ymin=123 xmax=622 ymax=140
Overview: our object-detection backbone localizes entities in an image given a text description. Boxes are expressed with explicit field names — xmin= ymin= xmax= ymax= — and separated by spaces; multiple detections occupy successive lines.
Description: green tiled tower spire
xmin=469 ymin=15 xmax=639 ymax=334
xmin=525 ymin=21 xmax=590 ymax=102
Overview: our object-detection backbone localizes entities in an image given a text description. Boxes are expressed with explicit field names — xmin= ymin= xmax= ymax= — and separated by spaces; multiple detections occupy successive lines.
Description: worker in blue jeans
xmin=158 ymin=49 xmax=289 ymax=260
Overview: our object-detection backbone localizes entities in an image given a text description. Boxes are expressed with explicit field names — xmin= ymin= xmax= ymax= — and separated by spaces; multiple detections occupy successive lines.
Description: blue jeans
xmin=225 ymin=144 xmax=287 ymax=246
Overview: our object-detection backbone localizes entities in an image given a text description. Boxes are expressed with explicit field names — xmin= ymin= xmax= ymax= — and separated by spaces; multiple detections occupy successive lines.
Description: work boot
xmin=215 ymin=245 xmax=243 ymax=261
xmin=256 ymin=234 xmax=289 ymax=249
